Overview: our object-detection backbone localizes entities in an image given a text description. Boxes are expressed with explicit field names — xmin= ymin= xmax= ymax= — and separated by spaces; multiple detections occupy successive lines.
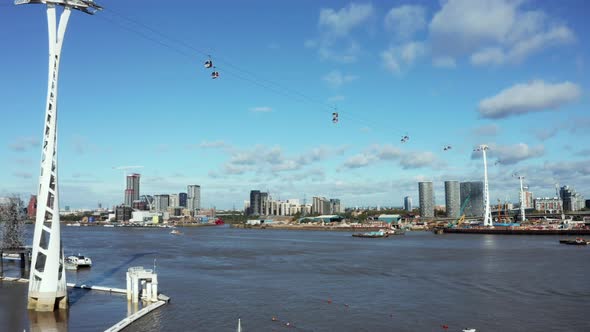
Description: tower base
xmin=28 ymin=294 xmax=68 ymax=312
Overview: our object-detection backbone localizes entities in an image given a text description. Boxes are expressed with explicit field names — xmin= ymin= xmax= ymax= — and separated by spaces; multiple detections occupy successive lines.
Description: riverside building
xmin=445 ymin=181 xmax=461 ymax=218
xmin=418 ymin=182 xmax=434 ymax=218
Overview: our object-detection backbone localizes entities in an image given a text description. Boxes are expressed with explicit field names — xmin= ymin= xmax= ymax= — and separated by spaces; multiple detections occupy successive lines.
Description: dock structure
xmin=0 ymin=247 xmax=32 ymax=276
xmin=0 ymin=275 xmax=171 ymax=332
xmin=126 ymin=266 xmax=159 ymax=303
xmin=104 ymin=299 xmax=167 ymax=332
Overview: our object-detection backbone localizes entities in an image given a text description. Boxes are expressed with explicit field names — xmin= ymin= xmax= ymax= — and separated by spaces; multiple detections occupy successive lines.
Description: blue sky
xmin=0 ymin=0 xmax=589 ymax=209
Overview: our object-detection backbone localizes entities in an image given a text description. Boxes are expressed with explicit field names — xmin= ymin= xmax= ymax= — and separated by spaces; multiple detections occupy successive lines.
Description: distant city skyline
xmin=1 ymin=1 xmax=589 ymax=209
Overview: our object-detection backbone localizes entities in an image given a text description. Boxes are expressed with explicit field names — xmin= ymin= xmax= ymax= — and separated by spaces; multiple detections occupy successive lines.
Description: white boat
xmin=65 ymin=261 xmax=78 ymax=270
xmin=66 ymin=254 xmax=92 ymax=268
xmin=2 ymin=253 xmax=22 ymax=261
xmin=462 ymin=329 xmax=476 ymax=332
xmin=170 ymin=229 xmax=183 ymax=235
xmin=237 ymin=319 xmax=242 ymax=332
xmin=104 ymin=224 xmax=115 ymax=228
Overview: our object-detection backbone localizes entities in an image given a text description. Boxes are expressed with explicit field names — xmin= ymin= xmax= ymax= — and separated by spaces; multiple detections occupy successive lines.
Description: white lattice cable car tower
xmin=15 ymin=0 xmax=102 ymax=311
xmin=475 ymin=145 xmax=493 ymax=227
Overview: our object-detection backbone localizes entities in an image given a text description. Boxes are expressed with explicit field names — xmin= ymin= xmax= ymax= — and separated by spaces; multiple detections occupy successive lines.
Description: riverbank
xmin=231 ymin=224 xmax=404 ymax=232
xmin=443 ymin=227 xmax=590 ymax=235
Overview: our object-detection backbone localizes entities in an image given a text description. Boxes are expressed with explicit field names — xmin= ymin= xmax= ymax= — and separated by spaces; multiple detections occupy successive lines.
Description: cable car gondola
xmin=332 ymin=112 xmax=339 ymax=124
xmin=204 ymin=56 xmax=213 ymax=69
xmin=211 ymin=68 xmax=219 ymax=79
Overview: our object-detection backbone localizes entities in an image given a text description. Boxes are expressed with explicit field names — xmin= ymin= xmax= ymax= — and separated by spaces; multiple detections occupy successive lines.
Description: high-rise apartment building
xmin=179 ymin=193 xmax=187 ymax=207
xmin=524 ymin=190 xmax=534 ymax=209
xmin=169 ymin=194 xmax=179 ymax=208
xmin=249 ymin=190 xmax=262 ymax=216
xmin=460 ymin=181 xmax=484 ymax=217
xmin=404 ymin=196 xmax=412 ymax=211
xmin=445 ymin=181 xmax=461 ymax=218
xmin=124 ymin=173 xmax=140 ymax=207
xmin=560 ymin=186 xmax=585 ymax=212
xmin=418 ymin=182 xmax=434 ymax=218
xmin=313 ymin=196 xmax=331 ymax=215
xmin=330 ymin=199 xmax=342 ymax=214
xmin=187 ymin=185 xmax=201 ymax=212
xmin=154 ymin=194 xmax=170 ymax=212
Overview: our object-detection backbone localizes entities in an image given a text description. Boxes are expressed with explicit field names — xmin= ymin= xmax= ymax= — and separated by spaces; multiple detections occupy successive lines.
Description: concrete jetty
xmin=104 ymin=298 xmax=168 ymax=332
xmin=1 ymin=267 xmax=170 ymax=332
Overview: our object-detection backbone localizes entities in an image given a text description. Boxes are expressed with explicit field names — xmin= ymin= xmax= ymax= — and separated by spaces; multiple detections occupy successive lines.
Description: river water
xmin=1 ymin=225 xmax=589 ymax=331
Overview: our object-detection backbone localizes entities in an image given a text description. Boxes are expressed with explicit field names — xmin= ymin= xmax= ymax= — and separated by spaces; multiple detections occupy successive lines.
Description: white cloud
xmin=328 ymin=95 xmax=345 ymax=102
xmin=432 ymin=56 xmax=456 ymax=68
xmin=308 ymin=3 xmax=374 ymax=63
xmin=322 ymin=70 xmax=358 ymax=87
xmin=399 ymin=152 xmax=437 ymax=169
xmin=342 ymin=144 xmax=437 ymax=170
xmin=381 ymin=42 xmax=427 ymax=74
xmin=384 ymin=5 xmax=426 ymax=40
xmin=470 ymin=47 xmax=505 ymax=65
xmin=319 ymin=3 xmax=374 ymax=37
xmin=199 ymin=140 xmax=228 ymax=148
xmin=371 ymin=144 xmax=401 ymax=160
xmin=471 ymin=143 xmax=545 ymax=165
xmin=381 ymin=48 xmax=401 ymax=73
xmin=429 ymin=0 xmax=575 ymax=66
xmin=250 ymin=106 xmax=273 ymax=113
xmin=220 ymin=144 xmax=346 ymax=176
xmin=9 ymin=136 xmax=39 ymax=152
xmin=304 ymin=39 xmax=317 ymax=48
xmin=317 ymin=40 xmax=361 ymax=63
xmin=343 ymin=153 xmax=374 ymax=169
xmin=400 ymin=41 xmax=426 ymax=63
xmin=544 ymin=160 xmax=590 ymax=177
xmin=12 ymin=171 xmax=32 ymax=179
xmin=472 ymin=124 xmax=499 ymax=136
xmin=478 ymin=80 xmax=581 ymax=119
xmin=533 ymin=128 xmax=559 ymax=141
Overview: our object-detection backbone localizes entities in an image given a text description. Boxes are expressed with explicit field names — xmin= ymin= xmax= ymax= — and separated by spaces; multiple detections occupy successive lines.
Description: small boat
xmin=386 ymin=228 xmax=405 ymax=235
xmin=170 ymin=229 xmax=183 ymax=235
xmin=352 ymin=230 xmax=387 ymax=238
xmin=462 ymin=329 xmax=476 ymax=332
xmin=65 ymin=261 xmax=78 ymax=270
xmin=559 ymin=238 xmax=589 ymax=245
xmin=237 ymin=318 xmax=242 ymax=332
xmin=104 ymin=224 xmax=115 ymax=228
xmin=66 ymin=254 xmax=92 ymax=268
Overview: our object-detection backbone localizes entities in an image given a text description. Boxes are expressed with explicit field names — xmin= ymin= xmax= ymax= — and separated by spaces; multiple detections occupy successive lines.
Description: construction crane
xmin=449 ymin=195 xmax=470 ymax=228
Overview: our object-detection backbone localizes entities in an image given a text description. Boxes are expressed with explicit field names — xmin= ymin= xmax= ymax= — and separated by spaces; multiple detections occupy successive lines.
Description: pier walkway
xmin=0 ymin=276 xmax=170 ymax=331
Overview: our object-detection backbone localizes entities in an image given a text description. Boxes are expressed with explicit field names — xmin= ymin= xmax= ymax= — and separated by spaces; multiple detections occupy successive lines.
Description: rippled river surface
xmin=1 ymin=225 xmax=589 ymax=331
